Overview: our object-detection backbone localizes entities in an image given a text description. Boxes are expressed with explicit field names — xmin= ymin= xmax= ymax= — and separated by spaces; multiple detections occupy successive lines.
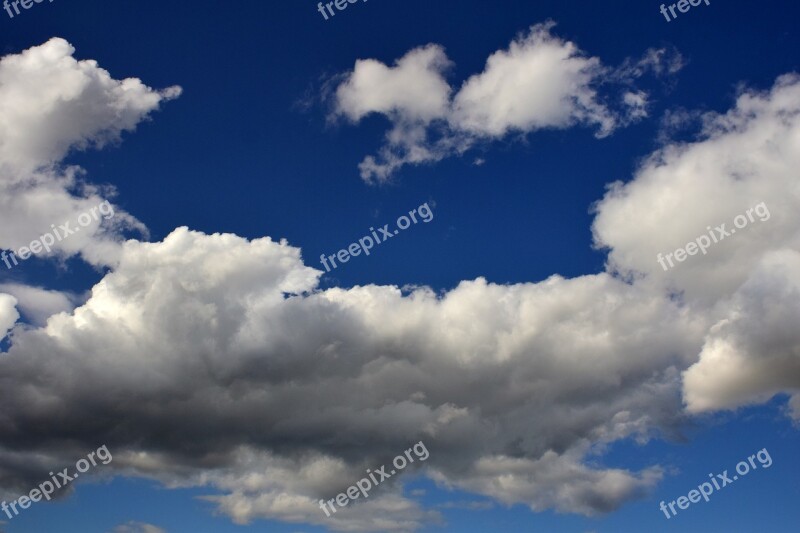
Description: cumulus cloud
xmin=683 ymin=250 xmax=800 ymax=414
xmin=431 ymin=451 xmax=663 ymax=516
xmin=0 ymin=38 xmax=179 ymax=173
xmin=593 ymin=74 xmax=800 ymax=305
xmin=0 ymin=38 xmax=180 ymax=268
xmin=0 ymin=36 xmax=799 ymax=533
xmin=199 ymin=448 xmax=441 ymax=531
xmin=335 ymin=44 xmax=452 ymax=124
xmin=0 ymin=228 xmax=699 ymax=530
xmin=450 ymin=22 xmax=616 ymax=137
xmin=332 ymin=22 xmax=681 ymax=182
xmin=591 ymin=74 xmax=800 ymax=418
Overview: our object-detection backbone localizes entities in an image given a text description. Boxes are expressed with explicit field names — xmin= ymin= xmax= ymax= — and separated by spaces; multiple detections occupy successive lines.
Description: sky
xmin=0 ymin=0 xmax=799 ymax=532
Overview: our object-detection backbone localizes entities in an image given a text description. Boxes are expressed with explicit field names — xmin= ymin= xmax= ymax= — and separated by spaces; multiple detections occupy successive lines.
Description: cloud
xmin=450 ymin=22 xmax=616 ymax=137
xmin=683 ymin=250 xmax=800 ymax=414
xmin=0 ymin=38 xmax=180 ymax=268
xmin=200 ymin=451 xmax=441 ymax=532
xmin=0 ymin=37 xmax=798 ymax=533
xmin=593 ymin=74 xmax=800 ymax=305
xmin=335 ymin=44 xmax=452 ymax=124
xmin=0 ymin=294 xmax=19 ymax=340
xmin=109 ymin=522 xmax=167 ymax=533
xmin=0 ymin=38 xmax=180 ymax=173
xmin=331 ymin=22 xmax=681 ymax=182
xmin=0 ymin=225 xmax=699 ymax=529
xmin=0 ymin=283 xmax=78 ymax=326
xmin=431 ymin=451 xmax=662 ymax=516
xmin=591 ymin=74 xmax=800 ymax=417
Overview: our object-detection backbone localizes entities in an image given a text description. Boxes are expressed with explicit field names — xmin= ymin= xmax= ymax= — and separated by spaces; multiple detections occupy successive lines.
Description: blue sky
xmin=0 ymin=1 xmax=799 ymax=532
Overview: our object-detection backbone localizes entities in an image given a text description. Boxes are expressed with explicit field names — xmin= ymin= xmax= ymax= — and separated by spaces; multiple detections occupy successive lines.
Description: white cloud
xmin=450 ymin=22 xmax=614 ymax=137
xmin=0 ymin=294 xmax=18 ymax=340
xmin=593 ymin=74 xmax=800 ymax=306
xmin=0 ymin=36 xmax=798 ymax=533
xmin=110 ymin=522 xmax=167 ymax=533
xmin=0 ymin=38 xmax=180 ymax=173
xmin=0 ymin=228 xmax=700 ymax=529
xmin=335 ymin=44 xmax=452 ymax=123
xmin=332 ymin=23 xmax=681 ymax=182
xmin=0 ymin=283 xmax=78 ymax=326
xmin=591 ymin=74 xmax=800 ymax=418
xmin=0 ymin=38 xmax=180 ymax=267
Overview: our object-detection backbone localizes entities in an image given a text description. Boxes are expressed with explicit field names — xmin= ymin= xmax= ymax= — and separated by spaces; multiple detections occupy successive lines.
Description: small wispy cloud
xmin=109 ymin=522 xmax=167 ymax=533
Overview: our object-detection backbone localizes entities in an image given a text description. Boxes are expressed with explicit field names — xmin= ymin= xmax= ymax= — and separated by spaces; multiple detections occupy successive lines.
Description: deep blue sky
xmin=1 ymin=1 xmax=799 ymax=532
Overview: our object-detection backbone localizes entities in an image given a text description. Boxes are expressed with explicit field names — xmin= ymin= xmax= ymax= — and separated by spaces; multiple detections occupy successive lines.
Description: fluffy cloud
xmin=431 ymin=450 xmax=663 ymax=516
xmin=335 ymin=44 xmax=452 ymax=123
xmin=0 ymin=38 xmax=180 ymax=173
xmin=332 ymin=23 xmax=681 ymax=182
xmin=197 ymin=448 xmax=441 ymax=531
xmin=591 ymin=74 xmax=800 ymax=418
xmin=593 ymin=74 xmax=800 ymax=305
xmin=0 ymin=228 xmax=699 ymax=530
xmin=0 ymin=38 xmax=180 ymax=268
xmin=683 ymin=250 xmax=800 ymax=414
xmin=450 ymin=22 xmax=615 ymax=137
xmin=0 ymin=283 xmax=78 ymax=326
xmin=0 ymin=37 xmax=799 ymax=533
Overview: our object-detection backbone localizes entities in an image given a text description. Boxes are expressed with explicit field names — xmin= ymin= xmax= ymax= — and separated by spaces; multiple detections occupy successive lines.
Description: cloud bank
xmin=0 ymin=38 xmax=798 ymax=533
